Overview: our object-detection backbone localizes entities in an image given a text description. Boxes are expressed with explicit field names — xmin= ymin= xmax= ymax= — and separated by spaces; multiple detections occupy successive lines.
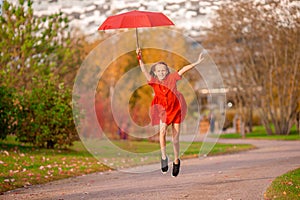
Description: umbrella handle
xmin=136 ymin=28 xmax=140 ymax=49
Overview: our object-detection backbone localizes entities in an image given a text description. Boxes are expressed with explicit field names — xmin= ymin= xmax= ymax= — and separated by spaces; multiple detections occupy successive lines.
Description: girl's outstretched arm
xmin=178 ymin=52 xmax=205 ymax=76
xmin=136 ymin=48 xmax=151 ymax=81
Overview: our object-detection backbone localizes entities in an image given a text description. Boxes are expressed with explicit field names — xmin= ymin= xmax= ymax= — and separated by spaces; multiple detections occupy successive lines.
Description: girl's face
xmin=154 ymin=64 xmax=168 ymax=80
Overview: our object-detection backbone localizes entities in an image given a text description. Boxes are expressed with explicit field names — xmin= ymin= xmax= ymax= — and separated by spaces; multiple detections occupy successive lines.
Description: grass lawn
xmin=220 ymin=125 xmax=300 ymax=140
xmin=264 ymin=168 xmax=300 ymax=200
xmin=0 ymin=135 xmax=254 ymax=193
xmin=0 ymin=136 xmax=111 ymax=193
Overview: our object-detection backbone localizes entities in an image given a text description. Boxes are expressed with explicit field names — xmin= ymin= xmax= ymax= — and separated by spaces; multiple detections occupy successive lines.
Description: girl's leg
xmin=172 ymin=123 xmax=180 ymax=164
xmin=159 ymin=122 xmax=167 ymax=159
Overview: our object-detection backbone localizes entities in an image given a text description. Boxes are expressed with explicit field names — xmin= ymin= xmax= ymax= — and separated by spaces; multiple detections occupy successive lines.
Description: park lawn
xmin=0 ymin=137 xmax=111 ymax=193
xmin=220 ymin=125 xmax=300 ymax=140
xmin=181 ymin=142 xmax=256 ymax=157
xmin=264 ymin=168 xmax=300 ymax=200
xmin=0 ymin=136 xmax=254 ymax=193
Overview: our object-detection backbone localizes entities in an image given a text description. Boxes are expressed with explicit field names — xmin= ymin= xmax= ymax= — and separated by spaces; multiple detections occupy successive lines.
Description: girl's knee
xmin=160 ymin=128 xmax=167 ymax=136
xmin=160 ymin=131 xmax=167 ymax=137
xmin=172 ymin=134 xmax=179 ymax=143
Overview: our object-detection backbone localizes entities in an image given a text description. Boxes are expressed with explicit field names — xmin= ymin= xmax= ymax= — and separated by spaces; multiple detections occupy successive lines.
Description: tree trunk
xmin=240 ymin=120 xmax=246 ymax=139
xmin=248 ymin=104 xmax=253 ymax=132
xmin=297 ymin=112 xmax=300 ymax=135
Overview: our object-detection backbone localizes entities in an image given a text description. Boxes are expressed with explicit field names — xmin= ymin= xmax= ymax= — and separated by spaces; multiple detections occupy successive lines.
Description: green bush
xmin=0 ymin=0 xmax=82 ymax=148
xmin=0 ymin=86 xmax=18 ymax=139
xmin=16 ymin=79 xmax=79 ymax=149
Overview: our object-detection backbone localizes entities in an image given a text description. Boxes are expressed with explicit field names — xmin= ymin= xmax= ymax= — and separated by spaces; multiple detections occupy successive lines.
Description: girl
xmin=136 ymin=48 xmax=204 ymax=177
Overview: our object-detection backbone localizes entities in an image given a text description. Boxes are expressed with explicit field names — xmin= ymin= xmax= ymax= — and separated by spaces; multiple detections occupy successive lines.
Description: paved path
xmin=2 ymin=139 xmax=300 ymax=200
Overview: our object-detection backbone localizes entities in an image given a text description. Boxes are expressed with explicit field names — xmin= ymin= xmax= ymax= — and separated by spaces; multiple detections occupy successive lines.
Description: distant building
xmin=7 ymin=0 xmax=230 ymax=41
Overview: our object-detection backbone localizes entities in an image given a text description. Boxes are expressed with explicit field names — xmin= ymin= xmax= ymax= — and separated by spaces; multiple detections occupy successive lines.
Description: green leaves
xmin=0 ymin=86 xmax=18 ymax=139
xmin=0 ymin=0 xmax=82 ymax=148
xmin=0 ymin=0 xmax=80 ymax=90
xmin=15 ymin=79 xmax=79 ymax=149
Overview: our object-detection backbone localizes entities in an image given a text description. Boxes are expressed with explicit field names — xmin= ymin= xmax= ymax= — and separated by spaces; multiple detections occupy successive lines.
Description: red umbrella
xmin=98 ymin=10 xmax=174 ymax=48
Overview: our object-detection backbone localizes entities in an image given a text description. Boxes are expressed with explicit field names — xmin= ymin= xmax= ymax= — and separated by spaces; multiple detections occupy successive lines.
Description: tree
xmin=0 ymin=0 xmax=81 ymax=90
xmin=204 ymin=0 xmax=300 ymax=135
xmin=0 ymin=0 xmax=82 ymax=146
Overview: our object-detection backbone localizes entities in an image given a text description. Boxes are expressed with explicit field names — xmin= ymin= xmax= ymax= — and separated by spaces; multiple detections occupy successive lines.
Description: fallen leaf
xmin=24 ymin=182 xmax=31 ymax=186
xmin=287 ymin=181 xmax=293 ymax=186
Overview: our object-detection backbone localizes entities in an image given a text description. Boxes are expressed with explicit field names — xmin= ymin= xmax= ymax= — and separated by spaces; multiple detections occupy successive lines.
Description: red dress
xmin=148 ymin=72 xmax=187 ymax=125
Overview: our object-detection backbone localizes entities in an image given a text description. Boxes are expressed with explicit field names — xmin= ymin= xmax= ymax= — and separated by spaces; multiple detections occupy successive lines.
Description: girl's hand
xmin=136 ymin=48 xmax=141 ymax=56
xmin=196 ymin=52 xmax=205 ymax=64
xmin=178 ymin=51 xmax=206 ymax=76
xmin=136 ymin=48 xmax=142 ymax=60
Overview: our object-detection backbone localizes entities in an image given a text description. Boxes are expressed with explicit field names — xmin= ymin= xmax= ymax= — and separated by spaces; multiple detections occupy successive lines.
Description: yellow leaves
xmin=41 ymin=156 xmax=49 ymax=162
xmin=2 ymin=150 xmax=9 ymax=156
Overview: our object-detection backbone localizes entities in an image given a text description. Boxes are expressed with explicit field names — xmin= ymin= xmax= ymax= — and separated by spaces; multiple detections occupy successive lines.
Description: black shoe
xmin=161 ymin=156 xmax=168 ymax=174
xmin=172 ymin=159 xmax=180 ymax=177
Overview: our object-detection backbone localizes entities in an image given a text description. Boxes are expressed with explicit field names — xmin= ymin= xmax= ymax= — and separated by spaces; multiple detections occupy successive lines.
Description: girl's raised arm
xmin=136 ymin=48 xmax=151 ymax=81
xmin=178 ymin=52 xmax=204 ymax=76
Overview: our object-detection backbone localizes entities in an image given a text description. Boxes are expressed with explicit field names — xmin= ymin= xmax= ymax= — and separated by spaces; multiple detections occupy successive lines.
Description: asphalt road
xmin=2 ymin=139 xmax=300 ymax=200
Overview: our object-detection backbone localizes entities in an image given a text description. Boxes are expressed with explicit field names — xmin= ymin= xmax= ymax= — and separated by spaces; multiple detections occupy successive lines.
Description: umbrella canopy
xmin=98 ymin=10 xmax=174 ymax=47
